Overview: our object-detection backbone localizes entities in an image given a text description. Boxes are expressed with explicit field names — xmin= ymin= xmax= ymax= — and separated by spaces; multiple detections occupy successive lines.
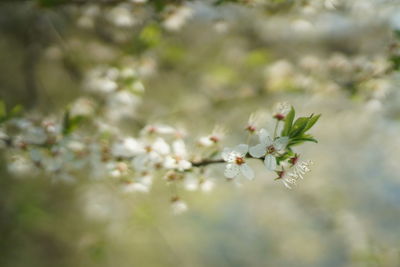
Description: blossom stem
xmin=273 ymin=120 xmax=279 ymax=138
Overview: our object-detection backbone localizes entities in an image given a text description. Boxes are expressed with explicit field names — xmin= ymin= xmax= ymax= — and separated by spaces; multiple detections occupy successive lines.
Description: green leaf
xmin=281 ymin=106 xmax=295 ymax=136
xmin=303 ymin=114 xmax=321 ymax=132
xmin=289 ymin=117 xmax=309 ymax=138
xmin=288 ymin=134 xmax=318 ymax=146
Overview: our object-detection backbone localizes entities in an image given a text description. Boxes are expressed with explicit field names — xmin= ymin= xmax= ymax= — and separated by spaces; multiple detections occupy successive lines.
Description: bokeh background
xmin=1 ymin=0 xmax=400 ymax=266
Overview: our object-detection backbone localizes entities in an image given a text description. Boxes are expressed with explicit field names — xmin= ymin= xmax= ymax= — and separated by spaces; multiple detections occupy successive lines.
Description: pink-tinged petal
xmin=264 ymin=154 xmax=277 ymax=171
xmin=234 ymin=144 xmax=248 ymax=156
xmin=224 ymin=163 xmax=239 ymax=178
xmin=240 ymin=164 xmax=255 ymax=180
xmin=249 ymin=144 xmax=266 ymax=158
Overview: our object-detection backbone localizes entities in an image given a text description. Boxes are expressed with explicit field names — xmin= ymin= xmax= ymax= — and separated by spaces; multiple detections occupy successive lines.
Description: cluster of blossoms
xmin=0 ymin=99 xmax=319 ymax=214
xmin=221 ymin=103 xmax=319 ymax=188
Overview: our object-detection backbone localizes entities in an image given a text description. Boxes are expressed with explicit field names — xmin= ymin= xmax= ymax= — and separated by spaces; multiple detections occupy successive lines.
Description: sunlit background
xmin=1 ymin=0 xmax=400 ymax=266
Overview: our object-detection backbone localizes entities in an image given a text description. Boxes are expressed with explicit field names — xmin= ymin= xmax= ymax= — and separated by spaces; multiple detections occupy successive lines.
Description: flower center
xmin=267 ymin=145 xmax=276 ymax=154
xmin=235 ymin=156 xmax=245 ymax=165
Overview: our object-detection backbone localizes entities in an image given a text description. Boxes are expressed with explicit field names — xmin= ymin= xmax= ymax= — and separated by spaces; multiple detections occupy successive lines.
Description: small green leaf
xmin=303 ymin=114 xmax=321 ymax=132
xmin=289 ymin=117 xmax=309 ymax=138
xmin=281 ymin=106 xmax=295 ymax=136
xmin=289 ymin=134 xmax=318 ymax=146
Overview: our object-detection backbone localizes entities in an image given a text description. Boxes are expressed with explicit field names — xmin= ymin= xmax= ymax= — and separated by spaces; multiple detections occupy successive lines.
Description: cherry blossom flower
xmin=111 ymin=137 xmax=143 ymax=158
xmin=222 ymin=144 xmax=254 ymax=180
xmin=164 ymin=139 xmax=192 ymax=171
xmin=249 ymin=129 xmax=289 ymax=171
xmin=122 ymin=172 xmax=153 ymax=193
xmin=132 ymin=137 xmax=170 ymax=171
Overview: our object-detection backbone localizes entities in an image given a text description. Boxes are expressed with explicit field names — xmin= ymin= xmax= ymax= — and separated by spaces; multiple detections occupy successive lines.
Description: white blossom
xmin=111 ymin=137 xmax=143 ymax=158
xmin=222 ymin=144 xmax=254 ymax=180
xmin=249 ymin=129 xmax=288 ymax=171
xmin=132 ymin=137 xmax=170 ymax=171
xmin=164 ymin=139 xmax=192 ymax=171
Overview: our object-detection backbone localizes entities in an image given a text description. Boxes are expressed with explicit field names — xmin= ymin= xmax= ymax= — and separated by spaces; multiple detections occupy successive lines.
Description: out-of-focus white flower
xmin=198 ymin=126 xmax=225 ymax=147
xmin=23 ymin=127 xmax=47 ymax=145
xmin=246 ymin=111 xmax=267 ymax=133
xmin=163 ymin=5 xmax=193 ymax=31
xmin=77 ymin=5 xmax=99 ymax=29
xmin=8 ymin=156 xmax=35 ymax=177
xmin=106 ymin=90 xmax=140 ymax=120
xmin=108 ymin=5 xmax=136 ymax=27
xmin=249 ymin=129 xmax=288 ymax=171
xmin=164 ymin=139 xmax=192 ymax=171
xmin=122 ymin=172 xmax=152 ymax=193
xmin=171 ymin=197 xmax=188 ymax=214
xmin=141 ymin=124 xmax=176 ymax=136
xmin=112 ymin=137 xmax=143 ymax=158
xmin=222 ymin=144 xmax=254 ymax=180
xmin=67 ymin=140 xmax=86 ymax=153
xmin=184 ymin=173 xmax=214 ymax=193
xmin=132 ymin=137 xmax=170 ymax=171
xmin=108 ymin=162 xmax=129 ymax=178
xmin=86 ymin=67 xmax=119 ymax=94
xmin=70 ymin=97 xmax=96 ymax=117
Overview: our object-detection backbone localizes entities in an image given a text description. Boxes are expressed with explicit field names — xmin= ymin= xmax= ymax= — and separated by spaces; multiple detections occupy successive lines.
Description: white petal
xmin=221 ymin=147 xmax=232 ymax=161
xmin=264 ymin=154 xmax=277 ymax=171
xmin=153 ymin=138 xmax=170 ymax=155
xmin=274 ymin=137 xmax=289 ymax=150
xmin=178 ymin=160 xmax=192 ymax=171
xmin=249 ymin=144 xmax=266 ymax=158
xmin=164 ymin=156 xmax=177 ymax=169
xmin=234 ymin=144 xmax=248 ymax=156
xmin=132 ymin=155 xmax=148 ymax=171
xmin=258 ymin=128 xmax=270 ymax=144
xmin=224 ymin=163 xmax=239 ymax=178
xmin=240 ymin=164 xmax=254 ymax=180
xmin=173 ymin=139 xmax=187 ymax=157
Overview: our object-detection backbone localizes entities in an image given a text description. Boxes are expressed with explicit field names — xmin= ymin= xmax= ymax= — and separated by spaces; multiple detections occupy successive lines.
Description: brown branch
xmin=191 ymin=158 xmax=225 ymax=167
xmin=190 ymin=154 xmax=265 ymax=167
